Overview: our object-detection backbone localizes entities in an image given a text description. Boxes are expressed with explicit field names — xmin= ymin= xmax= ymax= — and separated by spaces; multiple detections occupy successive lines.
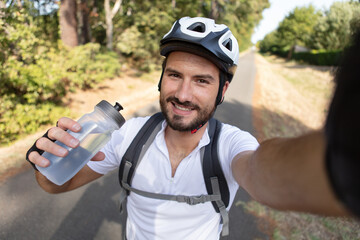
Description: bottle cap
xmin=96 ymin=100 xmax=125 ymax=128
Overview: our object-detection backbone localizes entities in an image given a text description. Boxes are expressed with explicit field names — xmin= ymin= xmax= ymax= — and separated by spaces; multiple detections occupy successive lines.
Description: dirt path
xmin=0 ymin=71 xmax=160 ymax=181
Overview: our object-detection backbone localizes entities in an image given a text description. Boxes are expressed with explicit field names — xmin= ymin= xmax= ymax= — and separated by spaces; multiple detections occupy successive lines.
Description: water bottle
xmin=38 ymin=100 xmax=126 ymax=185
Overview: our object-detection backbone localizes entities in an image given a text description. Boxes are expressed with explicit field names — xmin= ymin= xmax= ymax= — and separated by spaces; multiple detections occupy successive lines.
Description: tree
xmin=78 ymin=0 xmax=91 ymax=44
xmin=259 ymin=30 xmax=283 ymax=54
xmin=277 ymin=5 xmax=321 ymax=52
xmin=104 ymin=0 xmax=122 ymax=50
xmin=59 ymin=0 xmax=78 ymax=47
xmin=209 ymin=0 xmax=220 ymax=20
xmin=310 ymin=1 xmax=360 ymax=50
xmin=222 ymin=0 xmax=270 ymax=51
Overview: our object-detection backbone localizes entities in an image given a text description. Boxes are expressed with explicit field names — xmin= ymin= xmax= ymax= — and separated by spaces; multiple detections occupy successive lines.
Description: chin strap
xmin=191 ymin=123 xmax=205 ymax=134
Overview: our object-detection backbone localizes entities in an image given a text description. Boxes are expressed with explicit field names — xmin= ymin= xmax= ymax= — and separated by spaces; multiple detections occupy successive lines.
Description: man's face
xmin=159 ymin=51 xmax=222 ymax=132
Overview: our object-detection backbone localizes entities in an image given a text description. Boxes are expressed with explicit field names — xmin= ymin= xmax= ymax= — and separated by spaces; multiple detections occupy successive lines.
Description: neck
xmin=165 ymin=122 xmax=208 ymax=155
xmin=165 ymin=122 xmax=208 ymax=177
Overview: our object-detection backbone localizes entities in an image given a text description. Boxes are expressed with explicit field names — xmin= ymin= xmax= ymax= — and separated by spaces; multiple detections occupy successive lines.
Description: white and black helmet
xmin=160 ymin=16 xmax=239 ymax=82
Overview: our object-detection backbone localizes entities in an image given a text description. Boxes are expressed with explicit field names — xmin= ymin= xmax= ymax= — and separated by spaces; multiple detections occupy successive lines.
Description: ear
xmin=221 ymin=81 xmax=230 ymax=101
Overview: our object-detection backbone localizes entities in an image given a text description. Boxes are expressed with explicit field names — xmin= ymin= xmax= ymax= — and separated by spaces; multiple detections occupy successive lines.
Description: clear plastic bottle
xmin=38 ymin=100 xmax=125 ymax=185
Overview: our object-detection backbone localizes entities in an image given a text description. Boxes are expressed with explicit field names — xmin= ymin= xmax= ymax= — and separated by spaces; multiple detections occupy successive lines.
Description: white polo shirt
xmin=88 ymin=116 xmax=259 ymax=240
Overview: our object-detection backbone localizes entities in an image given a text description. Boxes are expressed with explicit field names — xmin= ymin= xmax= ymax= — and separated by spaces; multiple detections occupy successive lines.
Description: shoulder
xmin=120 ymin=116 xmax=151 ymax=134
xmin=109 ymin=115 xmax=153 ymax=146
xmin=214 ymin=122 xmax=258 ymax=207
xmin=218 ymin=122 xmax=259 ymax=150
xmin=87 ymin=115 xmax=153 ymax=174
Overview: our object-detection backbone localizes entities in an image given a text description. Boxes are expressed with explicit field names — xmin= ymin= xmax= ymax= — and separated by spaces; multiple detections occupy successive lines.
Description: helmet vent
xmin=222 ymin=39 xmax=232 ymax=51
xmin=187 ymin=22 xmax=206 ymax=33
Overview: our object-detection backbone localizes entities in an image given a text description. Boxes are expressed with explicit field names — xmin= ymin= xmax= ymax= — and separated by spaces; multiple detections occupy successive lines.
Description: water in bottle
xmin=38 ymin=100 xmax=125 ymax=185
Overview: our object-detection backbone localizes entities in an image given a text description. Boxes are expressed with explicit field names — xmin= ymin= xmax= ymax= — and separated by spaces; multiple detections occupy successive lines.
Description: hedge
xmin=292 ymin=50 xmax=343 ymax=66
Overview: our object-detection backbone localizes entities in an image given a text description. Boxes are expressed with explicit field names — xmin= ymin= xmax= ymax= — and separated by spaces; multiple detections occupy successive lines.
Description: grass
xmin=239 ymin=200 xmax=360 ymax=240
xmin=267 ymin=55 xmax=335 ymax=115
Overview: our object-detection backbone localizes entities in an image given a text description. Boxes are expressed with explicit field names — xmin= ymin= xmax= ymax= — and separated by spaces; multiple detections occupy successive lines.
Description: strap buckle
xmin=184 ymin=195 xmax=206 ymax=205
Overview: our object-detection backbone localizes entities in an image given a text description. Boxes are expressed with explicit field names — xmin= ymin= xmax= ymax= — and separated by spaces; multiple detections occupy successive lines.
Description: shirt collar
xmin=159 ymin=120 xmax=211 ymax=151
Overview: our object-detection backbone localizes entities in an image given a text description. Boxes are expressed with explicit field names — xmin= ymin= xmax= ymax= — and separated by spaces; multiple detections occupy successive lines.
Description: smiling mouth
xmin=173 ymin=102 xmax=194 ymax=111
xmin=166 ymin=96 xmax=199 ymax=113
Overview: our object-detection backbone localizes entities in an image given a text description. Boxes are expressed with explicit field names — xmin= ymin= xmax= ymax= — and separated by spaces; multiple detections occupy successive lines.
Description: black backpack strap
xmin=119 ymin=112 xmax=164 ymax=192
xmin=202 ymin=118 xmax=230 ymax=236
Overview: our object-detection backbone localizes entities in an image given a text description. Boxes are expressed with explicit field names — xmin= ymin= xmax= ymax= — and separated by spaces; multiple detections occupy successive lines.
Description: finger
xmin=90 ymin=151 xmax=105 ymax=162
xmin=28 ymin=151 xmax=50 ymax=168
xmin=36 ymin=137 xmax=69 ymax=157
xmin=56 ymin=117 xmax=81 ymax=132
xmin=47 ymin=127 xmax=80 ymax=148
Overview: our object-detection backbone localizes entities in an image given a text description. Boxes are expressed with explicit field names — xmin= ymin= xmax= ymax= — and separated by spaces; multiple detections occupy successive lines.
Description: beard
xmin=160 ymin=94 xmax=216 ymax=132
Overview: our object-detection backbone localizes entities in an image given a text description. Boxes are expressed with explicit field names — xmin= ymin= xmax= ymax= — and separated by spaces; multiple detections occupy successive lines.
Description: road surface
xmin=0 ymin=51 xmax=269 ymax=239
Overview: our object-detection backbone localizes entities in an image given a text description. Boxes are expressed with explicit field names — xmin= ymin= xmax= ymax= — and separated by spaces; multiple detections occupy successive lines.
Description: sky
xmin=251 ymin=0 xmax=349 ymax=44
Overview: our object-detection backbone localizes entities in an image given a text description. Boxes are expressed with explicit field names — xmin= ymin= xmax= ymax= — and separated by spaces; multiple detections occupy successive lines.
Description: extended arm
xmin=232 ymin=130 xmax=350 ymax=216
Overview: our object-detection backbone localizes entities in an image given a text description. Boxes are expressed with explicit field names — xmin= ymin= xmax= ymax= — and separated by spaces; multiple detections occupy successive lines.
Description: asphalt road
xmin=0 ymin=51 xmax=268 ymax=240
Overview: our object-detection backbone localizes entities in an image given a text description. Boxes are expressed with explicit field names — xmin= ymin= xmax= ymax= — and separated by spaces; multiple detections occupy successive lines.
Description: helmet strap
xmin=158 ymin=58 xmax=167 ymax=91
xmin=216 ymin=72 xmax=227 ymax=106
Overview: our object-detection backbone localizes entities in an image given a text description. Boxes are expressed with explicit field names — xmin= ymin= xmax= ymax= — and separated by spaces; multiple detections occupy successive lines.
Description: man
xmin=27 ymin=17 xmax=354 ymax=239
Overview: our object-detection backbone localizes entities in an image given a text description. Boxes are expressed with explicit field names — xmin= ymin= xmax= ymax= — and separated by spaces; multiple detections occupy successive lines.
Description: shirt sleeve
xmin=218 ymin=123 xmax=259 ymax=194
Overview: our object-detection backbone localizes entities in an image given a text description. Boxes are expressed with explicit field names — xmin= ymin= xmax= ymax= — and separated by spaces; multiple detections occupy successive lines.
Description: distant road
xmin=0 ymin=50 xmax=269 ymax=240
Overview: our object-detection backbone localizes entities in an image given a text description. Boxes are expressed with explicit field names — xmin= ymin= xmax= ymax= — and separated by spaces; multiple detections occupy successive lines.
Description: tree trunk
xmin=105 ymin=0 xmax=122 ymax=50
xmin=78 ymin=0 xmax=91 ymax=44
xmin=104 ymin=0 xmax=113 ymax=50
xmin=209 ymin=0 xmax=219 ymax=20
xmin=59 ymin=0 xmax=78 ymax=47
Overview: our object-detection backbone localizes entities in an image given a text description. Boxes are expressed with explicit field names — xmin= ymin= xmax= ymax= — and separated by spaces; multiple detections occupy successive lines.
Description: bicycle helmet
xmin=158 ymin=16 xmax=239 ymax=106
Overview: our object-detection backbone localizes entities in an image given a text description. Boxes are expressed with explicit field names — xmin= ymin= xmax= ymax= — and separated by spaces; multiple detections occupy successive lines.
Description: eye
xmin=169 ymin=73 xmax=181 ymax=78
xmin=197 ymin=79 xmax=209 ymax=84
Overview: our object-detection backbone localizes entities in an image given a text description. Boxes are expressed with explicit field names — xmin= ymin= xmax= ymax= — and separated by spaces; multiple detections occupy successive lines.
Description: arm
xmin=34 ymin=165 xmax=103 ymax=193
xmin=232 ymin=130 xmax=349 ymax=216
xmin=28 ymin=117 xmax=104 ymax=193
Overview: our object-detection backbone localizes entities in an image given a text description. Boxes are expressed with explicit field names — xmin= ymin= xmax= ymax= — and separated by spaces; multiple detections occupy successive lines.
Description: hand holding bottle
xmin=26 ymin=100 xmax=125 ymax=185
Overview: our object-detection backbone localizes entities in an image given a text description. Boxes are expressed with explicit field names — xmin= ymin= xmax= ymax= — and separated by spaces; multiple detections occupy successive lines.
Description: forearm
xmin=35 ymin=171 xmax=72 ymax=194
xmin=236 ymin=131 xmax=349 ymax=216
xmin=34 ymin=165 xmax=103 ymax=194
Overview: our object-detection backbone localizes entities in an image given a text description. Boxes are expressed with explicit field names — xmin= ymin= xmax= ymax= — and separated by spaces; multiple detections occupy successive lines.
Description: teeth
xmin=174 ymin=104 xmax=191 ymax=111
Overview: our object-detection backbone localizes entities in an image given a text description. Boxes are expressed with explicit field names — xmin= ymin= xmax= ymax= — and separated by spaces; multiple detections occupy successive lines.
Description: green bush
xmin=114 ymin=7 xmax=174 ymax=71
xmin=0 ymin=95 xmax=70 ymax=144
xmin=292 ymin=50 xmax=343 ymax=66
xmin=0 ymin=43 xmax=122 ymax=145
xmin=59 ymin=43 xmax=122 ymax=90
xmin=0 ymin=9 xmax=122 ymax=146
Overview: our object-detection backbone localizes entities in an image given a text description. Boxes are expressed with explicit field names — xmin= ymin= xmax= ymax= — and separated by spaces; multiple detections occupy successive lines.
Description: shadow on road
xmin=1 ymin=100 xmax=312 ymax=240
xmin=49 ymin=173 xmax=127 ymax=240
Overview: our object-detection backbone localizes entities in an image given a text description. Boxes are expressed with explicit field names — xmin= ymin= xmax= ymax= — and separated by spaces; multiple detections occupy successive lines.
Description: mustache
xmin=166 ymin=96 xmax=200 ymax=110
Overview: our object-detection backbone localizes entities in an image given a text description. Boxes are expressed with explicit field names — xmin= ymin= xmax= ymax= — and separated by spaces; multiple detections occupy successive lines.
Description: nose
xmin=175 ymin=79 xmax=193 ymax=103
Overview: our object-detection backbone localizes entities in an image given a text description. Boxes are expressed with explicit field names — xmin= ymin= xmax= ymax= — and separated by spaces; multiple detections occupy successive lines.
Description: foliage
xmin=277 ymin=5 xmax=321 ymax=48
xmin=0 ymin=5 xmax=122 ymax=144
xmin=0 ymin=97 xmax=69 ymax=145
xmin=114 ymin=1 xmax=175 ymax=71
xmin=259 ymin=5 xmax=321 ymax=53
xmin=113 ymin=0 xmax=269 ymax=69
xmin=222 ymin=0 xmax=270 ymax=51
xmin=0 ymin=0 xmax=270 ymax=144
xmin=259 ymin=1 xmax=360 ymax=65
xmin=310 ymin=1 xmax=360 ymax=50
xmin=292 ymin=49 xmax=343 ymax=66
